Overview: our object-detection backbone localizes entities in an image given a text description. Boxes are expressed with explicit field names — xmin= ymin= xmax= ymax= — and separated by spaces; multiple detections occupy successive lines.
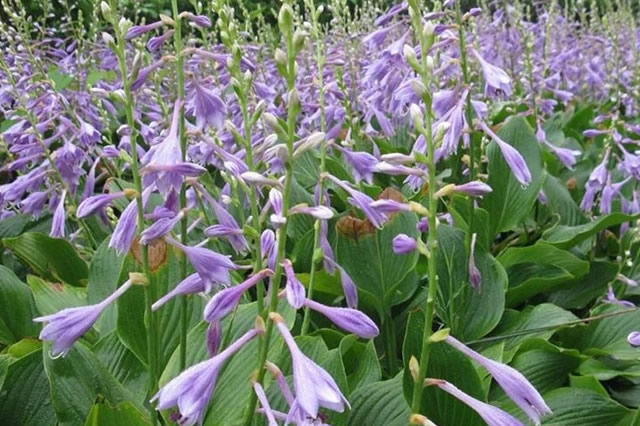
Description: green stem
xmin=109 ymin=3 xmax=158 ymax=423
xmin=408 ymin=0 xmax=439 ymax=416
xmin=170 ymin=0 xmax=189 ymax=373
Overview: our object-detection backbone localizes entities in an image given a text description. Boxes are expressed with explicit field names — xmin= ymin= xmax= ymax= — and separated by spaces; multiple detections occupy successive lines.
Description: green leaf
xmin=498 ymin=242 xmax=590 ymax=306
xmin=547 ymin=261 xmax=618 ymax=309
xmin=542 ymin=213 xmax=640 ymax=249
xmin=541 ymin=174 xmax=587 ymax=226
xmin=4 ymin=232 xmax=88 ymax=286
xmin=483 ymin=116 xmax=545 ymax=238
xmin=28 ymin=275 xmax=87 ymax=317
xmin=87 ymin=240 xmax=129 ymax=334
xmin=339 ymin=337 xmax=381 ymax=393
xmin=402 ymin=311 xmax=484 ymax=426
xmin=435 ymin=225 xmax=507 ymax=341
xmin=84 ymin=400 xmax=150 ymax=426
xmin=491 ymin=304 xmax=579 ymax=352
xmin=347 ymin=374 xmax=410 ymax=426
xmin=0 ymin=214 xmax=32 ymax=239
xmin=0 ymin=347 xmax=55 ymax=426
xmin=541 ymin=388 xmax=633 ymax=425
xmin=47 ymin=67 xmax=74 ymax=91
xmin=335 ymin=211 xmax=419 ymax=316
xmin=0 ymin=265 xmax=39 ymax=345
xmin=43 ymin=342 xmax=143 ymax=425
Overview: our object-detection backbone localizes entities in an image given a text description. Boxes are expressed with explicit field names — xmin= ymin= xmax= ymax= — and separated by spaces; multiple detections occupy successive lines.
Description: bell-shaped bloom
xmin=628 ymin=331 xmax=640 ymax=347
xmin=468 ymin=233 xmax=482 ymax=291
xmin=253 ymin=381 xmax=279 ymax=426
xmin=141 ymin=210 xmax=185 ymax=244
xmin=471 ymin=48 xmax=512 ymax=98
xmin=454 ymin=181 xmax=493 ymax=197
xmin=130 ymin=59 xmax=164 ymax=91
xmin=167 ymin=238 xmax=237 ymax=291
xmin=147 ymin=30 xmax=174 ymax=51
xmin=50 ymin=191 xmax=66 ymax=238
xmin=600 ymin=177 xmax=630 ymax=215
xmin=203 ymin=269 xmax=273 ymax=323
xmin=479 ymin=121 xmax=531 ymax=186
xmin=336 ymin=146 xmax=379 ymax=184
xmin=125 ymin=21 xmax=164 ymax=40
xmin=190 ymin=79 xmax=226 ymax=130
xmin=269 ymin=188 xmax=286 ymax=227
xmin=198 ymin=186 xmax=247 ymax=253
xmin=35 ymin=280 xmax=133 ymax=357
xmin=288 ymin=204 xmax=334 ymax=220
xmin=445 ymin=336 xmax=551 ymax=424
xmin=152 ymin=273 xmax=206 ymax=311
xmin=152 ymin=327 xmax=261 ymax=425
xmin=183 ymin=13 xmax=212 ymax=28
xmin=303 ymin=299 xmax=378 ymax=338
xmin=425 ymin=379 xmax=524 ymax=426
xmin=261 ymin=230 xmax=278 ymax=270
xmin=324 ymin=257 xmax=358 ymax=308
xmin=370 ymin=199 xmax=412 ymax=214
xmin=283 ymin=259 xmax=306 ymax=309
xmin=271 ymin=313 xmax=349 ymax=418
xmin=77 ymin=191 xmax=127 ymax=218
xmin=109 ymin=187 xmax=153 ymax=256
xmin=393 ymin=233 xmax=417 ymax=254
xmin=326 ymin=174 xmax=387 ymax=228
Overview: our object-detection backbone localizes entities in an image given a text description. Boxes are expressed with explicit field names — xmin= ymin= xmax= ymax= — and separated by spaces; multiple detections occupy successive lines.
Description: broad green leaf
xmin=498 ymin=242 xmax=590 ymax=306
xmin=541 ymin=174 xmax=587 ymax=226
xmin=87 ymin=240 xmax=129 ymax=334
xmin=4 ymin=232 xmax=88 ymax=286
xmin=340 ymin=336 xmax=381 ymax=393
xmin=542 ymin=213 xmax=640 ymax=249
xmin=483 ymin=116 xmax=545 ymax=238
xmin=347 ymin=374 xmax=410 ymax=426
xmin=47 ymin=67 xmax=74 ymax=91
xmin=0 ymin=214 xmax=32 ymax=239
xmin=541 ymin=388 xmax=632 ymax=425
xmin=43 ymin=342 xmax=142 ymax=425
xmin=547 ymin=261 xmax=618 ymax=309
xmin=0 ymin=347 xmax=55 ymax=426
xmin=84 ymin=400 xmax=150 ymax=426
xmin=491 ymin=304 xmax=579 ymax=352
xmin=335 ymin=210 xmax=419 ymax=317
xmin=403 ymin=311 xmax=484 ymax=426
xmin=28 ymin=275 xmax=87 ymax=316
xmin=435 ymin=225 xmax=506 ymax=341
xmin=0 ymin=265 xmax=39 ymax=344
xmin=94 ymin=332 xmax=148 ymax=403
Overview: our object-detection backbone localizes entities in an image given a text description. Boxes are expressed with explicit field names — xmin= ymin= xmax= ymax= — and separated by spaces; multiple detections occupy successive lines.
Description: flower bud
xmin=118 ymin=17 xmax=131 ymax=35
xmin=409 ymin=356 xmax=420 ymax=382
xmin=102 ymin=32 xmax=115 ymax=46
xmin=159 ymin=14 xmax=175 ymax=26
xmin=278 ymin=4 xmax=294 ymax=35
xmin=293 ymin=29 xmax=306 ymax=54
xmin=409 ymin=104 xmax=424 ymax=129
xmin=403 ymin=44 xmax=420 ymax=72
xmin=100 ymin=1 xmax=111 ymax=20
xmin=410 ymin=79 xmax=427 ymax=98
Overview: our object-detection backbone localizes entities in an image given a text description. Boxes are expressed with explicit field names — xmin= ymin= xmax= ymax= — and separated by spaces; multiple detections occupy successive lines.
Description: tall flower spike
xmin=271 ymin=312 xmax=350 ymax=419
xmin=479 ymin=121 xmax=531 ymax=186
xmin=303 ymin=299 xmax=379 ymax=338
xmin=445 ymin=336 xmax=551 ymax=424
xmin=35 ymin=280 xmax=134 ymax=357
xmin=152 ymin=327 xmax=261 ymax=425
xmin=425 ymin=379 xmax=524 ymax=426
xmin=283 ymin=259 xmax=306 ymax=309
xmin=203 ymin=269 xmax=274 ymax=323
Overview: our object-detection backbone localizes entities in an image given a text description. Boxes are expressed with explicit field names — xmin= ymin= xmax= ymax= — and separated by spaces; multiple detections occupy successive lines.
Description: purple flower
xmin=454 ymin=181 xmax=493 ymax=197
xmin=603 ymin=285 xmax=635 ymax=309
xmin=617 ymin=274 xmax=638 ymax=287
xmin=471 ymin=48 xmax=513 ymax=97
xmin=34 ymin=280 xmax=133 ymax=357
xmin=130 ymin=59 xmax=164 ymax=91
xmin=479 ymin=121 xmax=532 ymax=186
xmin=288 ymin=204 xmax=334 ymax=220
xmin=197 ymin=186 xmax=247 ymax=253
xmin=261 ymin=230 xmax=278 ymax=270
xmin=253 ymin=381 xmax=279 ymax=426
xmin=600 ymin=177 xmax=630 ymax=214
xmin=182 ymin=13 xmax=212 ymax=28
xmin=50 ymin=190 xmax=66 ymax=238
xmin=303 ymin=299 xmax=378 ymax=338
xmin=271 ymin=313 xmax=349 ymax=418
xmin=324 ymin=257 xmax=358 ymax=308
xmin=147 ymin=30 xmax=174 ymax=51
xmin=425 ymin=379 xmax=524 ymax=426
xmin=283 ymin=259 xmax=306 ymax=309
xmin=326 ymin=175 xmax=387 ymax=228
xmin=583 ymin=129 xmax=611 ymax=138
xmin=152 ymin=327 xmax=261 ymax=425
xmin=167 ymin=238 xmax=237 ymax=291
xmin=140 ymin=210 xmax=185 ymax=244
xmin=370 ymin=199 xmax=412 ymax=214
xmin=203 ymin=269 xmax=273 ymax=323
xmin=190 ymin=80 xmax=226 ymax=130
xmin=393 ymin=233 xmax=417 ymax=254
xmin=445 ymin=335 xmax=551 ymax=424
xmin=628 ymin=331 xmax=640 ymax=347
xmin=269 ymin=188 xmax=286 ymax=227
xmin=109 ymin=187 xmax=152 ymax=256
xmin=125 ymin=21 xmax=164 ymax=40
xmin=336 ymin=146 xmax=379 ymax=184
xmin=469 ymin=233 xmax=482 ymax=290
xmin=152 ymin=273 xmax=206 ymax=311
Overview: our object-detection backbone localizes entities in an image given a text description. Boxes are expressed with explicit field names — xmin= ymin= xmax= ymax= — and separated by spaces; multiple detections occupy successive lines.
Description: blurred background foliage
xmin=11 ymin=0 xmax=634 ymax=27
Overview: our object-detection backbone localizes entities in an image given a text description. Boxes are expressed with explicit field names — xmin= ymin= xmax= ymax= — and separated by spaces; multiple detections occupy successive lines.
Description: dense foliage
xmin=1 ymin=0 xmax=640 ymax=425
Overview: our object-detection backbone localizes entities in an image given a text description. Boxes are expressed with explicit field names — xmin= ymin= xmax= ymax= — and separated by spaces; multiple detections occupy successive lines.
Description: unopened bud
xmin=434 ymin=183 xmax=456 ymax=199
xmin=293 ymin=29 xmax=306 ymax=54
xmin=409 ymin=414 xmax=437 ymax=426
xmin=410 ymin=79 xmax=427 ymax=98
xmin=255 ymin=316 xmax=266 ymax=332
xmin=409 ymin=356 xmax=420 ymax=382
xmin=129 ymin=272 xmax=148 ymax=286
xmin=100 ymin=1 xmax=111 ymax=19
xmin=275 ymin=48 xmax=287 ymax=67
xmin=429 ymin=328 xmax=450 ymax=342
xmin=403 ymin=44 xmax=420 ymax=72
xmin=101 ymin=32 xmax=115 ymax=46
xmin=278 ymin=4 xmax=294 ymax=35
xmin=159 ymin=14 xmax=175 ymax=26
xmin=268 ymin=312 xmax=284 ymax=323
xmin=410 ymin=104 xmax=424 ymax=129
xmin=118 ymin=17 xmax=131 ymax=35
